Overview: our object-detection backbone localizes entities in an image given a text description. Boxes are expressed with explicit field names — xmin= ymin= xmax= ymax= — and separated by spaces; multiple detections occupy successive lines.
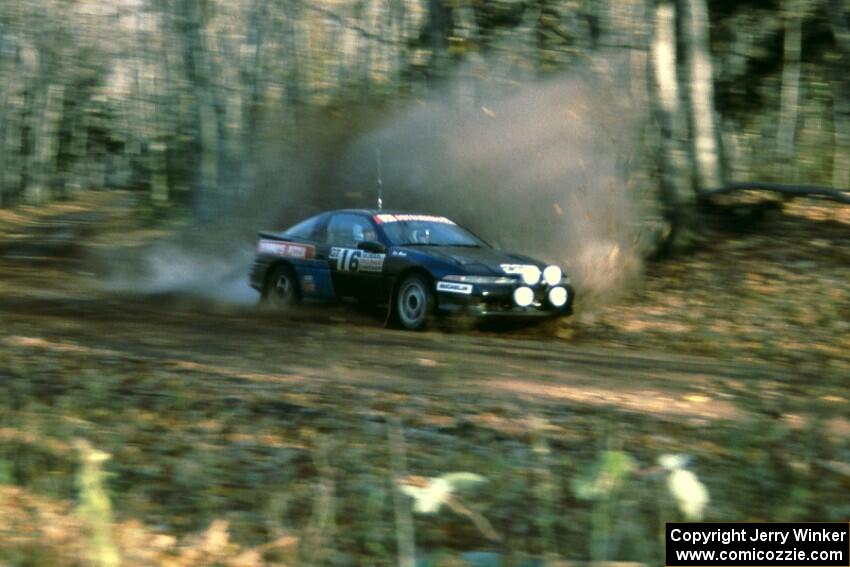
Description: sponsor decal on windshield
xmin=258 ymin=240 xmax=314 ymax=259
xmin=373 ymin=214 xmax=455 ymax=225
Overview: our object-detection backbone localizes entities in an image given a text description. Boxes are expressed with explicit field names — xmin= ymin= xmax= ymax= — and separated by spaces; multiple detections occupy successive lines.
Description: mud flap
xmin=381 ymin=278 xmax=398 ymax=328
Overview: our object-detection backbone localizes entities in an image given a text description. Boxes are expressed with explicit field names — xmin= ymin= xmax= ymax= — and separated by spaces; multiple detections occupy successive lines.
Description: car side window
xmin=326 ymin=214 xmax=376 ymax=247
xmin=284 ymin=214 xmax=324 ymax=240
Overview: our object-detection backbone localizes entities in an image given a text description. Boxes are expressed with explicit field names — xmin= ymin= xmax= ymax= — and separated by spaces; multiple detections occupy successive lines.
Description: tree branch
xmin=828 ymin=0 xmax=850 ymax=57
xmin=294 ymin=0 xmax=402 ymax=46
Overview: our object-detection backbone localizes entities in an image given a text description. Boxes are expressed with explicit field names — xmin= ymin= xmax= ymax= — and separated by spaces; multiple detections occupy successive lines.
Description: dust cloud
xmin=103 ymin=243 xmax=258 ymax=305
xmin=337 ymin=62 xmax=650 ymax=309
xmin=105 ymin=58 xmax=651 ymax=313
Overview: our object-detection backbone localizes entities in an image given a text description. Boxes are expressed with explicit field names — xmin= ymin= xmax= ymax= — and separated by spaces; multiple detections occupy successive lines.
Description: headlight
xmin=513 ymin=286 xmax=535 ymax=307
xmin=548 ymin=286 xmax=568 ymax=307
xmin=543 ymin=265 xmax=562 ymax=286
xmin=520 ymin=265 xmax=541 ymax=286
xmin=443 ymin=275 xmax=515 ymax=285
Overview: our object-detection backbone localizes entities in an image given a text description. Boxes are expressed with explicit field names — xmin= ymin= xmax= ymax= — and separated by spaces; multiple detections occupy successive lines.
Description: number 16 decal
xmin=334 ymin=248 xmax=360 ymax=271
xmin=330 ymin=247 xmax=385 ymax=273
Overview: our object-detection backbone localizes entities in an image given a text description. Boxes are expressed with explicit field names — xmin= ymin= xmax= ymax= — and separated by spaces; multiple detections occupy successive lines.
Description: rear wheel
xmin=394 ymin=274 xmax=433 ymax=330
xmin=263 ymin=265 xmax=299 ymax=308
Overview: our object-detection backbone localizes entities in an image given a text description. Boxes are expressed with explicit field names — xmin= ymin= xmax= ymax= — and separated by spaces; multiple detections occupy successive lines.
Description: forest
xmin=2 ymin=0 xmax=849 ymax=226
xmin=0 ymin=0 xmax=849 ymax=565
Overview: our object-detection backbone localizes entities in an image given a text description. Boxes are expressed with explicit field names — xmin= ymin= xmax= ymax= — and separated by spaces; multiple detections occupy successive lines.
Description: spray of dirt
xmin=104 ymin=57 xmax=650 ymax=314
xmin=337 ymin=62 xmax=649 ymax=312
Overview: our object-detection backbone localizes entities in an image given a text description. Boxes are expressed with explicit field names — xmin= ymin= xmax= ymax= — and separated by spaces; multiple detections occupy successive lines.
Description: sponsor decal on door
xmin=258 ymin=240 xmax=315 ymax=259
xmin=329 ymin=247 xmax=386 ymax=273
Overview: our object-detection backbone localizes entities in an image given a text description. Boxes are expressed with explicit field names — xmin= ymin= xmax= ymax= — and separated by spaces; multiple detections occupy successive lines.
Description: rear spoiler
xmin=257 ymin=231 xmax=290 ymax=242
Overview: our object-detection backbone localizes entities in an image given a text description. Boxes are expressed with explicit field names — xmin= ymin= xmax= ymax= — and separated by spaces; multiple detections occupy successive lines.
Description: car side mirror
xmin=357 ymin=240 xmax=386 ymax=254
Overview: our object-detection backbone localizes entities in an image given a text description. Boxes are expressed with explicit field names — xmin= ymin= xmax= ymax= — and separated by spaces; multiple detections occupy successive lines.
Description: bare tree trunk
xmin=53 ymin=87 xmax=74 ymax=199
xmin=650 ymin=1 xmax=698 ymax=249
xmin=0 ymin=83 xmax=10 ymax=207
xmin=383 ymin=0 xmax=401 ymax=89
xmin=178 ymin=0 xmax=219 ymax=218
xmin=70 ymin=105 xmax=90 ymax=193
xmin=681 ymin=0 xmax=724 ymax=190
xmin=24 ymin=83 xmax=62 ymax=204
xmin=355 ymin=1 xmax=376 ymax=95
xmin=150 ymin=15 xmax=173 ymax=204
xmin=43 ymin=83 xmax=65 ymax=197
xmin=197 ymin=90 xmax=218 ymax=214
xmin=283 ymin=0 xmax=303 ymax=125
xmin=0 ymin=38 xmax=27 ymax=207
xmin=832 ymin=69 xmax=850 ymax=189
xmin=425 ymin=0 xmax=451 ymax=85
xmin=122 ymin=5 xmax=148 ymax=195
xmin=777 ymin=0 xmax=802 ymax=179
xmin=827 ymin=0 xmax=850 ymax=189
xmin=238 ymin=0 xmax=268 ymax=194
xmin=4 ymin=101 xmax=25 ymax=206
xmin=452 ymin=1 xmax=482 ymax=108
xmin=828 ymin=0 xmax=850 ymax=49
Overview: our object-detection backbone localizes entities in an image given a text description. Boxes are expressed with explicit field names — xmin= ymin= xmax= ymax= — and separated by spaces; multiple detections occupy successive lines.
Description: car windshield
xmin=379 ymin=217 xmax=486 ymax=247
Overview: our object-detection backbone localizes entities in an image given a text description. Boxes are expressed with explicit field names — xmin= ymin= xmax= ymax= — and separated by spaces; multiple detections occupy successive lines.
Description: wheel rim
xmin=398 ymin=280 xmax=427 ymax=327
xmin=269 ymin=273 xmax=293 ymax=306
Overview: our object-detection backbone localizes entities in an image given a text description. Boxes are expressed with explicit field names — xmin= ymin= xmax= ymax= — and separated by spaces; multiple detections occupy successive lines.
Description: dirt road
xmin=5 ymin=192 xmax=850 ymax=565
xmin=0 ymin=192 xmax=796 ymax=429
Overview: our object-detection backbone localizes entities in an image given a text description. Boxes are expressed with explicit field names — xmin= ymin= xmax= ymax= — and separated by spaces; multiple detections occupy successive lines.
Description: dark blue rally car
xmin=249 ymin=209 xmax=574 ymax=330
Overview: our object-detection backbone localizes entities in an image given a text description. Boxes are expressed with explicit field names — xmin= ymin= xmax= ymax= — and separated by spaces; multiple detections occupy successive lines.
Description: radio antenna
xmin=375 ymin=147 xmax=383 ymax=211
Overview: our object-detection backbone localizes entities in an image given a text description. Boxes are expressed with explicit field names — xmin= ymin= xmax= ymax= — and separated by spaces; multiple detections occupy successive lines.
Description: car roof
xmin=330 ymin=208 xmax=438 ymax=216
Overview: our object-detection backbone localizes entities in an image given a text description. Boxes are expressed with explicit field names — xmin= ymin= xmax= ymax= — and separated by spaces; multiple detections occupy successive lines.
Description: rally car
xmin=249 ymin=209 xmax=574 ymax=330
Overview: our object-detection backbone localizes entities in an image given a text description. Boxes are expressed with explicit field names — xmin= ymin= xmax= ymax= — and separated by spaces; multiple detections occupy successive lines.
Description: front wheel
xmin=394 ymin=274 xmax=434 ymax=330
xmin=263 ymin=265 xmax=300 ymax=308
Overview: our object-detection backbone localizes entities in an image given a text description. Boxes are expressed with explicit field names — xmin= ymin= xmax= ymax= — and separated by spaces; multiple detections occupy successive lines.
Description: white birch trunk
xmin=0 ymin=85 xmax=10 ymax=206
xmin=651 ymin=0 xmax=696 ymax=226
xmin=777 ymin=0 xmax=802 ymax=175
xmin=24 ymin=84 xmax=64 ymax=203
xmin=682 ymin=0 xmax=724 ymax=190
xmin=832 ymin=75 xmax=850 ymax=189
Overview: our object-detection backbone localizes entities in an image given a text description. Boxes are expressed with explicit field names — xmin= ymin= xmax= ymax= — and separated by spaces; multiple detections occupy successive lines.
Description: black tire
xmin=263 ymin=265 xmax=300 ymax=308
xmin=394 ymin=273 xmax=434 ymax=330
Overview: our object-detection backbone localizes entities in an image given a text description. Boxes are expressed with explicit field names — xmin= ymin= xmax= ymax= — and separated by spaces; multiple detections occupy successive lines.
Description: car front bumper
xmin=435 ymin=282 xmax=575 ymax=319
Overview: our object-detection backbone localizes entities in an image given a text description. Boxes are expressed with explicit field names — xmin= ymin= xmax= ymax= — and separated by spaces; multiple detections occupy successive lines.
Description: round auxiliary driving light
xmin=513 ymin=286 xmax=535 ymax=307
xmin=543 ymin=265 xmax=562 ymax=286
xmin=548 ymin=286 xmax=568 ymax=308
xmin=520 ymin=265 xmax=541 ymax=286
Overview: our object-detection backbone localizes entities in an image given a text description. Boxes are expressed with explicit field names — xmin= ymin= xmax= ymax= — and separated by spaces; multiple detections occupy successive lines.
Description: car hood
xmin=399 ymin=245 xmax=544 ymax=276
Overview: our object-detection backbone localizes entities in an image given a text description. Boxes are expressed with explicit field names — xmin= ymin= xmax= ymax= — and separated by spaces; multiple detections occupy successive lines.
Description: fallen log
xmin=700 ymin=181 xmax=850 ymax=204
